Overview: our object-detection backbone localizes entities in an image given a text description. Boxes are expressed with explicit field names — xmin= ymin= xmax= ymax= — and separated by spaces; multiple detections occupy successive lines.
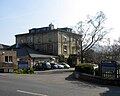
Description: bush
xmin=14 ymin=69 xmax=20 ymax=74
xmin=14 ymin=68 xmax=34 ymax=74
xmin=75 ymin=63 xmax=94 ymax=75
xmin=59 ymin=55 xmax=65 ymax=62
xmin=94 ymin=68 xmax=100 ymax=76
xmin=27 ymin=68 xmax=34 ymax=74
xmin=67 ymin=58 xmax=73 ymax=67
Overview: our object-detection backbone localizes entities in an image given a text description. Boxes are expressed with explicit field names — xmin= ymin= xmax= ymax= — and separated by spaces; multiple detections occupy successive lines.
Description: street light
xmin=0 ymin=51 xmax=5 ymax=56
xmin=2 ymin=51 xmax=5 ymax=55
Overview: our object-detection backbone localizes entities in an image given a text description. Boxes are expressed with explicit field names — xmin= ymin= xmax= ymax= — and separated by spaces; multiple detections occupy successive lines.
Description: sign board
xmin=18 ymin=61 xmax=28 ymax=69
xmin=100 ymin=60 xmax=117 ymax=73
xmin=100 ymin=60 xmax=117 ymax=79
xmin=101 ymin=60 xmax=117 ymax=67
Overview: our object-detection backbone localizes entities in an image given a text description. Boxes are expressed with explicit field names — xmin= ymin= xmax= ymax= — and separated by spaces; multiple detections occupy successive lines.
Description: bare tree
xmin=110 ymin=37 xmax=120 ymax=60
xmin=75 ymin=11 xmax=111 ymax=63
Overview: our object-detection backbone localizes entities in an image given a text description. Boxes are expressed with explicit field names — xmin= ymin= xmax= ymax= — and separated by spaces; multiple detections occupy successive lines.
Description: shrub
xmin=95 ymin=68 xmax=100 ymax=76
xmin=27 ymin=68 xmax=34 ymax=74
xmin=14 ymin=69 xmax=20 ymax=74
xmin=75 ymin=63 xmax=94 ymax=75
xmin=14 ymin=68 xmax=34 ymax=74
xmin=67 ymin=58 xmax=73 ymax=67
xmin=59 ymin=55 xmax=65 ymax=62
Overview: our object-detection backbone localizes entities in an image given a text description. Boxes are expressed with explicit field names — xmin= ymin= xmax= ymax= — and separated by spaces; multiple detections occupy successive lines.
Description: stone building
xmin=10 ymin=43 xmax=58 ymax=68
xmin=15 ymin=24 xmax=82 ymax=64
xmin=0 ymin=50 xmax=17 ymax=72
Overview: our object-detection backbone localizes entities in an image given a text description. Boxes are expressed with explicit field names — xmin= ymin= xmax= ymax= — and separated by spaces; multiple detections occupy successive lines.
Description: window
xmin=47 ymin=44 xmax=53 ymax=54
xmin=72 ymin=37 xmax=75 ymax=41
xmin=9 ymin=56 xmax=13 ymax=62
xmin=30 ymin=37 xmax=33 ymax=43
xmin=5 ymin=56 xmax=8 ymax=62
xmin=63 ymin=46 xmax=67 ymax=53
xmin=21 ymin=39 xmax=24 ymax=43
xmin=48 ymin=34 xmax=52 ymax=42
xmin=38 ymin=37 xmax=42 ymax=43
xmin=27 ymin=37 xmax=31 ymax=43
xmin=5 ymin=56 xmax=13 ymax=63
xmin=64 ymin=35 xmax=67 ymax=42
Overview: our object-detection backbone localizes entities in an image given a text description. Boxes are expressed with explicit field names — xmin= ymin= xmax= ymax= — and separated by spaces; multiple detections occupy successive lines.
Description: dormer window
xmin=49 ymin=23 xmax=54 ymax=30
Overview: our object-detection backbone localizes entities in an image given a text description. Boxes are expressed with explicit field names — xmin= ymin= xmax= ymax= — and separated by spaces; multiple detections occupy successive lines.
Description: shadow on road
xmin=100 ymin=86 xmax=120 ymax=96
xmin=65 ymin=73 xmax=77 ymax=81
xmin=65 ymin=73 xmax=103 ymax=89
xmin=66 ymin=73 xmax=120 ymax=96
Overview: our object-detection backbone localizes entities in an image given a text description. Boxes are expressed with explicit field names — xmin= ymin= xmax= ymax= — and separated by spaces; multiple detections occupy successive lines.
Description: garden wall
xmin=74 ymin=72 xmax=120 ymax=86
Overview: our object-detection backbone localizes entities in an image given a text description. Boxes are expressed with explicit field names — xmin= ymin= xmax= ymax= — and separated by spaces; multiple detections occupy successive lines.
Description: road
xmin=0 ymin=69 xmax=120 ymax=96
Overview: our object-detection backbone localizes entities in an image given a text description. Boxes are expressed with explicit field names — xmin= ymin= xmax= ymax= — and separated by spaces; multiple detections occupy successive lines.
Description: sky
xmin=0 ymin=0 xmax=120 ymax=45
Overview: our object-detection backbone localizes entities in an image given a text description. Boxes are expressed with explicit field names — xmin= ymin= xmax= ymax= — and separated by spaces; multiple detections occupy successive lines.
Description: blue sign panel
xmin=100 ymin=60 xmax=117 ymax=79
xmin=101 ymin=60 xmax=117 ymax=67
xmin=101 ymin=60 xmax=117 ymax=73
xmin=18 ymin=61 xmax=28 ymax=69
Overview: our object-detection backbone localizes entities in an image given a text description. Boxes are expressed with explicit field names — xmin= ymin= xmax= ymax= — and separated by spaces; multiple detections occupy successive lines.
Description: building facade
xmin=0 ymin=50 xmax=17 ymax=72
xmin=15 ymin=24 xmax=82 ymax=61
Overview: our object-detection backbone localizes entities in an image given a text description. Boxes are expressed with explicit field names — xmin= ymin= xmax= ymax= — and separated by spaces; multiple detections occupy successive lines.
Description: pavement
xmin=0 ymin=69 xmax=112 ymax=96
xmin=0 ymin=68 xmax=75 ymax=76
xmin=34 ymin=68 xmax=75 ymax=74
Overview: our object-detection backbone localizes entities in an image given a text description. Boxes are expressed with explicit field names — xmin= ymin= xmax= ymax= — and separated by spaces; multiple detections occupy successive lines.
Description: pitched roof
xmin=11 ymin=44 xmax=57 ymax=58
xmin=0 ymin=44 xmax=10 ymax=50
xmin=26 ymin=47 xmax=57 ymax=58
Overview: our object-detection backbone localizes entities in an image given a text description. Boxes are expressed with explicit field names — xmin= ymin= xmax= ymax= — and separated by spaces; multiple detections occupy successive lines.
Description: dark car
xmin=33 ymin=61 xmax=51 ymax=71
xmin=50 ymin=63 xmax=59 ymax=69
xmin=42 ymin=61 xmax=51 ymax=70
xmin=33 ymin=63 xmax=43 ymax=71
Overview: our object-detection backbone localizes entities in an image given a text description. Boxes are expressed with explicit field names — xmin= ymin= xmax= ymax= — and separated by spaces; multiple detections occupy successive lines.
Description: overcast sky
xmin=0 ymin=0 xmax=120 ymax=45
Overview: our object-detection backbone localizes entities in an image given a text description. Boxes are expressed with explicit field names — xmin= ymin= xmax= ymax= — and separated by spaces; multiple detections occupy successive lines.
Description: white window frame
xmin=4 ymin=56 xmax=13 ymax=63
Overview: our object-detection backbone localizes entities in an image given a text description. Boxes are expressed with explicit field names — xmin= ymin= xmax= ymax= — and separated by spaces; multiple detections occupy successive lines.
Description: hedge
xmin=14 ymin=68 xmax=34 ymax=74
xmin=75 ymin=63 xmax=94 ymax=75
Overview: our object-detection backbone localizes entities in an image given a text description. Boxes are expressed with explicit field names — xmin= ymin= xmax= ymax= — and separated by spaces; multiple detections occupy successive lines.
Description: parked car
xmin=60 ymin=62 xmax=70 ymax=69
xmin=93 ymin=64 xmax=98 ymax=69
xmin=57 ymin=64 xmax=64 ymax=69
xmin=33 ymin=61 xmax=51 ymax=71
xmin=50 ymin=63 xmax=59 ymax=69
xmin=42 ymin=61 xmax=51 ymax=70
xmin=33 ymin=63 xmax=42 ymax=71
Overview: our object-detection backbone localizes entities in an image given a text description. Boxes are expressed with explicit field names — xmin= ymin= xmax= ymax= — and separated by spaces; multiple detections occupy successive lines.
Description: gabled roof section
xmin=0 ymin=44 xmax=10 ymax=50
xmin=10 ymin=43 xmax=57 ymax=58
xmin=26 ymin=46 xmax=57 ymax=58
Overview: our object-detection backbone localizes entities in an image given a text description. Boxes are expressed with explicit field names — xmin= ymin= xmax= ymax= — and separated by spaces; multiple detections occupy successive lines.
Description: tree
xmin=75 ymin=11 xmax=111 ymax=63
xmin=110 ymin=37 xmax=120 ymax=60
xmin=59 ymin=54 xmax=65 ymax=62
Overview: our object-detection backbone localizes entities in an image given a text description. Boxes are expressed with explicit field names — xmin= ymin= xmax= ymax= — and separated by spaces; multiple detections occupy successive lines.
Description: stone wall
xmin=74 ymin=72 xmax=120 ymax=86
